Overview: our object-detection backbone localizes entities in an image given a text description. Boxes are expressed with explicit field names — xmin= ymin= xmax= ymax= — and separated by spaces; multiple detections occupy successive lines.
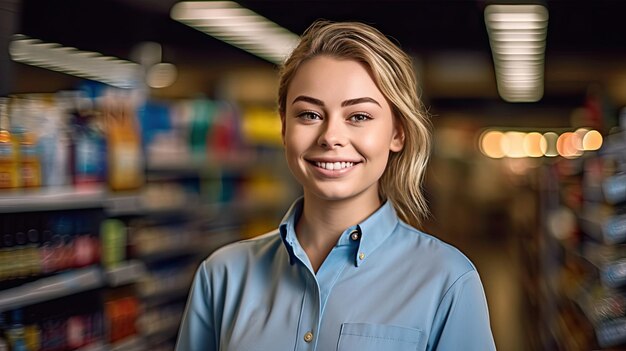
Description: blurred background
xmin=0 ymin=0 xmax=625 ymax=350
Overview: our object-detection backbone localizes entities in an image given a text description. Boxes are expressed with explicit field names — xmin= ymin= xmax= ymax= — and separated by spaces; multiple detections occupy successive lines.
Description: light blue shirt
xmin=176 ymin=198 xmax=496 ymax=350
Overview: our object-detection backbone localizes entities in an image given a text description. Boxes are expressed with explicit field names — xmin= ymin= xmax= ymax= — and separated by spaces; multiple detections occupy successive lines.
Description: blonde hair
xmin=278 ymin=20 xmax=431 ymax=228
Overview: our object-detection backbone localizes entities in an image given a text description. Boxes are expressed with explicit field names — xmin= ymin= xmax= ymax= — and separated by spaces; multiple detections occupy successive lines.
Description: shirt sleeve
xmin=175 ymin=261 xmax=217 ymax=351
xmin=428 ymin=269 xmax=496 ymax=351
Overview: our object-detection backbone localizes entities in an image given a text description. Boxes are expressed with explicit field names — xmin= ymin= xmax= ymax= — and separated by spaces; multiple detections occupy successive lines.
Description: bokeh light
xmin=503 ymin=131 xmax=526 ymax=158
xmin=541 ymin=132 xmax=559 ymax=157
xmin=480 ymin=129 xmax=603 ymax=159
xmin=523 ymin=132 xmax=544 ymax=157
xmin=480 ymin=130 xmax=506 ymax=158
xmin=582 ymin=130 xmax=603 ymax=150
xmin=557 ymin=132 xmax=582 ymax=158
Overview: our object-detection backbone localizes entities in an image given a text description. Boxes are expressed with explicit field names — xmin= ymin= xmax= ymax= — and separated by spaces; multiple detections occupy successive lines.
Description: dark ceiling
xmin=10 ymin=0 xmax=626 ymax=114
xmin=18 ymin=0 xmax=626 ymax=60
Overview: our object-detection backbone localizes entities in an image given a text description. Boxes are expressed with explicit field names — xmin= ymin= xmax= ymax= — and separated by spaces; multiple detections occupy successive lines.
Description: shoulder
xmin=392 ymin=221 xmax=477 ymax=278
xmin=200 ymin=229 xmax=283 ymax=274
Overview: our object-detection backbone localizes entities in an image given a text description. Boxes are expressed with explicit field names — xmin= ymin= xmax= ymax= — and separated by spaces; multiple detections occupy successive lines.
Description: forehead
xmin=286 ymin=55 xmax=386 ymax=105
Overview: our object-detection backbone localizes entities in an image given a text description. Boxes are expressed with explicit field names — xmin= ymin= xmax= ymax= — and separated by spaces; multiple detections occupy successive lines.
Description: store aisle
xmin=428 ymin=219 xmax=529 ymax=351
xmin=460 ymin=236 xmax=528 ymax=351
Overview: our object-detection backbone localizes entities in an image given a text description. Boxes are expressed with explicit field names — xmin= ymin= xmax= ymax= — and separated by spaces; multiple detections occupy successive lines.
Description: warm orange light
xmin=480 ymin=130 xmax=506 ymax=158
xmin=503 ymin=131 xmax=526 ymax=158
xmin=557 ymin=132 xmax=582 ymax=158
xmin=572 ymin=128 xmax=587 ymax=151
xmin=523 ymin=132 xmax=543 ymax=157
xmin=583 ymin=130 xmax=603 ymax=150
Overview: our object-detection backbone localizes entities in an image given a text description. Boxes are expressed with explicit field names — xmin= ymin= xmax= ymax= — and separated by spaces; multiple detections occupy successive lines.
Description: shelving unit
xmin=0 ymin=266 xmax=104 ymax=312
xmin=529 ymin=129 xmax=626 ymax=350
xmin=0 ymin=187 xmax=105 ymax=213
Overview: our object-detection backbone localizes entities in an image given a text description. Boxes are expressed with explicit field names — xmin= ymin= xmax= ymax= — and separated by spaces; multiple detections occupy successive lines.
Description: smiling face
xmin=282 ymin=55 xmax=404 ymax=206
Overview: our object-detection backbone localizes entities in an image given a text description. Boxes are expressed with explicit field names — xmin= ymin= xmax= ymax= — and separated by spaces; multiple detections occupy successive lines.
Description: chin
xmin=307 ymin=182 xmax=376 ymax=203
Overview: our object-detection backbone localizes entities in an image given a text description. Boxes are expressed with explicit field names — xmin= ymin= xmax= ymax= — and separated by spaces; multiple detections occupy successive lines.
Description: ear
xmin=390 ymin=122 xmax=405 ymax=152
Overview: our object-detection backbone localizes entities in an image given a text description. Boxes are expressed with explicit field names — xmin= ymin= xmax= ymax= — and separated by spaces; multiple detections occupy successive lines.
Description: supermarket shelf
xmin=77 ymin=341 xmax=107 ymax=351
xmin=0 ymin=186 xmax=106 ymax=213
xmin=105 ymin=193 xmax=144 ymax=216
xmin=603 ymin=174 xmax=626 ymax=205
xmin=597 ymin=318 xmax=626 ymax=348
xmin=142 ymin=317 xmax=182 ymax=345
xmin=136 ymin=240 xmax=214 ymax=262
xmin=105 ymin=192 xmax=204 ymax=218
xmin=105 ymin=260 xmax=147 ymax=287
xmin=109 ymin=336 xmax=147 ymax=351
xmin=0 ymin=187 xmax=191 ymax=216
xmin=76 ymin=336 xmax=146 ymax=351
xmin=145 ymin=150 xmax=271 ymax=174
xmin=140 ymin=284 xmax=189 ymax=302
xmin=0 ymin=266 xmax=104 ymax=312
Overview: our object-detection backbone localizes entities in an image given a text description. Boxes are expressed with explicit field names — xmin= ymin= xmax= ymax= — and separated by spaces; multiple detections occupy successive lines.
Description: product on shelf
xmin=67 ymin=97 xmax=107 ymax=188
xmin=104 ymin=287 xmax=138 ymax=344
xmin=17 ymin=131 xmax=41 ymax=189
xmin=100 ymin=219 xmax=127 ymax=269
xmin=0 ymin=79 xmax=298 ymax=351
xmin=0 ymin=210 xmax=102 ymax=290
xmin=102 ymin=91 xmax=144 ymax=192
xmin=0 ymin=291 xmax=104 ymax=351
xmin=0 ymin=98 xmax=19 ymax=189
xmin=603 ymin=173 xmax=626 ymax=205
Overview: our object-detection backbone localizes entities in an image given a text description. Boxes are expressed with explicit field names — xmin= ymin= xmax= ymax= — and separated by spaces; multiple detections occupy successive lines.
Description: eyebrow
xmin=292 ymin=95 xmax=381 ymax=108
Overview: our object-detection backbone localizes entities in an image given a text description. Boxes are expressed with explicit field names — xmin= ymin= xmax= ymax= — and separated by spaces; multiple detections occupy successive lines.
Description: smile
xmin=315 ymin=161 xmax=355 ymax=170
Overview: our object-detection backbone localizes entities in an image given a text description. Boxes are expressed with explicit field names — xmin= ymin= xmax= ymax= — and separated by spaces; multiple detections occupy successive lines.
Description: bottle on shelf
xmin=1 ymin=220 xmax=16 ymax=288
xmin=68 ymin=103 xmax=106 ymax=189
xmin=16 ymin=130 xmax=41 ymax=189
xmin=0 ymin=98 xmax=19 ymax=189
xmin=100 ymin=219 xmax=127 ymax=269
xmin=102 ymin=91 xmax=144 ymax=192
xmin=7 ymin=309 xmax=27 ymax=351
xmin=26 ymin=219 xmax=42 ymax=278
xmin=0 ymin=312 xmax=9 ymax=351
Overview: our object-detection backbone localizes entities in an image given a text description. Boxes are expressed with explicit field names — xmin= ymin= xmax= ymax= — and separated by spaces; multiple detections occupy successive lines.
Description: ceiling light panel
xmin=10 ymin=35 xmax=140 ymax=88
xmin=171 ymin=1 xmax=299 ymax=64
xmin=484 ymin=4 xmax=549 ymax=102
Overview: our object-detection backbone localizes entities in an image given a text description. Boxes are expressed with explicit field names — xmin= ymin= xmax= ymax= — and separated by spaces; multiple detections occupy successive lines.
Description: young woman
xmin=176 ymin=20 xmax=496 ymax=351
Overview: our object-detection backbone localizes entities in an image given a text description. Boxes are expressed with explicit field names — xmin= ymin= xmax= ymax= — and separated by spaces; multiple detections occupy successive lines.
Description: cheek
xmin=359 ymin=130 xmax=394 ymax=159
xmin=284 ymin=123 xmax=316 ymax=153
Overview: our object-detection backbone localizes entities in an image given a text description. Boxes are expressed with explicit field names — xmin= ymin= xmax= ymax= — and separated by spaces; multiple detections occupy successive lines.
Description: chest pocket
xmin=337 ymin=323 xmax=423 ymax=351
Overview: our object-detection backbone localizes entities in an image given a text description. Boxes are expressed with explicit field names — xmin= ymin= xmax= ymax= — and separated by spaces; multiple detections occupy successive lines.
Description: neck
xmin=295 ymin=189 xmax=381 ymax=272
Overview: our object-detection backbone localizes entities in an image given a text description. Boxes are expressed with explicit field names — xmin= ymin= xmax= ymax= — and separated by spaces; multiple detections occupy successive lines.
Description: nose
xmin=317 ymin=117 xmax=347 ymax=149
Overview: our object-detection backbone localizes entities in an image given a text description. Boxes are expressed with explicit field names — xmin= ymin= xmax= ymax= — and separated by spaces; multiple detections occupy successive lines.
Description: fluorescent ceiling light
xmin=10 ymin=34 xmax=141 ymax=88
xmin=171 ymin=1 xmax=299 ymax=64
xmin=484 ymin=4 xmax=548 ymax=102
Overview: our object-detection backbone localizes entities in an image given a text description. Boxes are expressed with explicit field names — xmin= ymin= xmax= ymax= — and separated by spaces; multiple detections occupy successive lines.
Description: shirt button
xmin=350 ymin=230 xmax=360 ymax=241
xmin=359 ymin=252 xmax=365 ymax=260
xmin=304 ymin=331 xmax=314 ymax=343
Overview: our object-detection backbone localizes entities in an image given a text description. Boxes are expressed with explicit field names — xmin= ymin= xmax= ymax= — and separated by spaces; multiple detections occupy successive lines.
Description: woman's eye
xmin=297 ymin=111 xmax=322 ymax=120
xmin=349 ymin=114 xmax=372 ymax=122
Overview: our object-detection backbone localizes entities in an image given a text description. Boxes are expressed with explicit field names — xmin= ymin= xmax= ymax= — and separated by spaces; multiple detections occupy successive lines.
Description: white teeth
xmin=314 ymin=161 xmax=355 ymax=170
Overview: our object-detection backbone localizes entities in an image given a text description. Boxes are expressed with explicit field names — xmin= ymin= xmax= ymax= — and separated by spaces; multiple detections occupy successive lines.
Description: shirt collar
xmin=353 ymin=199 xmax=399 ymax=266
xmin=279 ymin=197 xmax=399 ymax=267
xmin=279 ymin=198 xmax=304 ymax=266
